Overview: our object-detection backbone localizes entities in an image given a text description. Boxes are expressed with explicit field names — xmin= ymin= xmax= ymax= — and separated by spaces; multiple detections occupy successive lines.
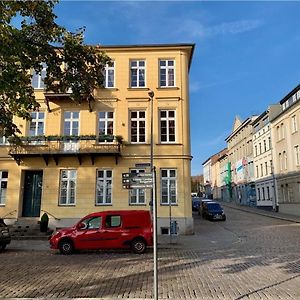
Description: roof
xmin=279 ymin=83 xmax=300 ymax=104
xmin=271 ymin=84 xmax=300 ymax=122
xmin=202 ymin=148 xmax=227 ymax=166
xmin=96 ymin=43 xmax=196 ymax=71
xmin=225 ymin=115 xmax=258 ymax=142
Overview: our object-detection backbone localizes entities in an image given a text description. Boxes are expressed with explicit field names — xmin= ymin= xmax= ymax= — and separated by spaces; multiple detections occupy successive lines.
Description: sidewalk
xmin=219 ymin=200 xmax=300 ymax=223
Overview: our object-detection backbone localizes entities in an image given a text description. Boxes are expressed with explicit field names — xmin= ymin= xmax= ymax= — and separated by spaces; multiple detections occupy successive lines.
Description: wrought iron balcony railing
xmin=8 ymin=135 xmax=122 ymax=165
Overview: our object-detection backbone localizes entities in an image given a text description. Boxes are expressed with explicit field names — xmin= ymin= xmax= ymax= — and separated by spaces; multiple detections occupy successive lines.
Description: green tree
xmin=0 ymin=0 xmax=111 ymax=137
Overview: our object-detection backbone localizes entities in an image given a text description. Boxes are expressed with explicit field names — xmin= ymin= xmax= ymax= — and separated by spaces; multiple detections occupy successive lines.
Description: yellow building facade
xmin=0 ymin=44 xmax=195 ymax=234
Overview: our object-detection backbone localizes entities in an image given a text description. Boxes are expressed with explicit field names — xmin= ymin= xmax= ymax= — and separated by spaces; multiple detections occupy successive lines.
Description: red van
xmin=49 ymin=210 xmax=153 ymax=255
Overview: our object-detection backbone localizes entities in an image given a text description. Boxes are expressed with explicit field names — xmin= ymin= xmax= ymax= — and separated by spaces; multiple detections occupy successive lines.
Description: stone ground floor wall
xmin=255 ymin=177 xmax=275 ymax=210
xmin=0 ymin=156 xmax=193 ymax=234
xmin=276 ymin=171 xmax=300 ymax=216
xmin=220 ymin=183 xmax=256 ymax=207
xmin=4 ymin=216 xmax=194 ymax=235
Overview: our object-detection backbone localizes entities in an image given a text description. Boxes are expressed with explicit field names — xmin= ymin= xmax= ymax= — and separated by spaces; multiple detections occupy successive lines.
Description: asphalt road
xmin=1 ymin=206 xmax=300 ymax=299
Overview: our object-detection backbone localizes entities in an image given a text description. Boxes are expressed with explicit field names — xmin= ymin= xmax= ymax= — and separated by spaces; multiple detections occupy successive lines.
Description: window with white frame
xmin=0 ymin=136 xmax=8 ymax=145
xmin=29 ymin=112 xmax=45 ymax=136
xmin=279 ymin=153 xmax=282 ymax=171
xmin=32 ymin=63 xmax=47 ymax=89
xmin=129 ymin=169 xmax=146 ymax=205
xmin=130 ymin=111 xmax=146 ymax=143
xmin=64 ymin=111 xmax=79 ymax=136
xmin=294 ymin=145 xmax=299 ymax=166
xmin=98 ymin=111 xmax=114 ymax=138
xmin=276 ymin=126 xmax=280 ymax=141
xmin=96 ymin=170 xmax=112 ymax=205
xmin=159 ymin=59 xmax=175 ymax=87
xmin=130 ymin=60 xmax=145 ymax=87
xmin=260 ymin=164 xmax=263 ymax=177
xmin=160 ymin=110 xmax=176 ymax=143
xmin=283 ymin=151 xmax=287 ymax=170
xmin=104 ymin=61 xmax=115 ymax=88
xmin=256 ymin=165 xmax=259 ymax=178
xmin=270 ymin=160 xmax=273 ymax=174
xmin=281 ymin=123 xmax=285 ymax=139
xmin=59 ymin=170 xmax=76 ymax=205
xmin=291 ymin=115 xmax=298 ymax=133
xmin=161 ymin=169 xmax=177 ymax=204
xmin=0 ymin=171 xmax=8 ymax=205
xmin=265 ymin=162 xmax=268 ymax=175
xmin=268 ymin=136 xmax=271 ymax=150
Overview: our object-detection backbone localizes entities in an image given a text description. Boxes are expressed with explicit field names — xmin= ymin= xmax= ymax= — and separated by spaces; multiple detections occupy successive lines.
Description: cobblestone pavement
xmin=1 ymin=207 xmax=300 ymax=299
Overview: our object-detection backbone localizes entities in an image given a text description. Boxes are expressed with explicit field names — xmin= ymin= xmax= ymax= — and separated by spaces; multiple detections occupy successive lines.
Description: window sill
xmin=157 ymin=143 xmax=182 ymax=146
xmin=0 ymin=204 xmax=5 ymax=207
xmin=277 ymin=138 xmax=285 ymax=142
xmin=157 ymin=87 xmax=179 ymax=90
xmin=58 ymin=204 xmax=76 ymax=207
xmin=127 ymin=87 xmax=149 ymax=91
xmin=129 ymin=203 xmax=147 ymax=206
xmin=127 ymin=143 xmax=150 ymax=145
xmin=291 ymin=130 xmax=298 ymax=135
xmin=102 ymin=87 xmax=118 ymax=91
xmin=95 ymin=204 xmax=112 ymax=206
xmin=160 ymin=203 xmax=178 ymax=206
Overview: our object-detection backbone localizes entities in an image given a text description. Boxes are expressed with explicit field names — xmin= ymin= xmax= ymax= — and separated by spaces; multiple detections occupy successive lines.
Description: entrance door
xmin=22 ymin=171 xmax=43 ymax=217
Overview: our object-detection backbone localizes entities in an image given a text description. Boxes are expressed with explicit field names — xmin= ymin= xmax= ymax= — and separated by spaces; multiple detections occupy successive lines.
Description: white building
xmin=252 ymin=105 xmax=281 ymax=210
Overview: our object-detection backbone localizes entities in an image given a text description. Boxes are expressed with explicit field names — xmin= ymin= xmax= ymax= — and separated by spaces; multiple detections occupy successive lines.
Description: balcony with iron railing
xmin=8 ymin=135 xmax=123 ymax=165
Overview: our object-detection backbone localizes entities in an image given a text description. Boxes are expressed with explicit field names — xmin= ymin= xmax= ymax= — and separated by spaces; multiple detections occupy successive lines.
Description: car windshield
xmin=207 ymin=203 xmax=222 ymax=210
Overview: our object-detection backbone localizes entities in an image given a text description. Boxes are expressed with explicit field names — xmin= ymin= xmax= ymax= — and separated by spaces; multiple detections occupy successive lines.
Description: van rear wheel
xmin=59 ymin=240 xmax=74 ymax=255
xmin=131 ymin=238 xmax=146 ymax=254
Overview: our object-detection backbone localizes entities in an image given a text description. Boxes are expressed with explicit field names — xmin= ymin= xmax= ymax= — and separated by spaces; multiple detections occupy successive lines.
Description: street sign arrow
xmin=130 ymin=184 xmax=153 ymax=189
xmin=135 ymin=172 xmax=153 ymax=178
xmin=132 ymin=177 xmax=153 ymax=184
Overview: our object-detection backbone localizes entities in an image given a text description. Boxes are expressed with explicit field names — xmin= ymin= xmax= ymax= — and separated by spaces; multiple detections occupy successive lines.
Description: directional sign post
xmin=122 ymin=172 xmax=153 ymax=189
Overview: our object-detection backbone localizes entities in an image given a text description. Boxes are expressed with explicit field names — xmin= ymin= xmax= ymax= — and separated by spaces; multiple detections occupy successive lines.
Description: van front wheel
xmin=131 ymin=238 xmax=146 ymax=254
xmin=59 ymin=240 xmax=74 ymax=255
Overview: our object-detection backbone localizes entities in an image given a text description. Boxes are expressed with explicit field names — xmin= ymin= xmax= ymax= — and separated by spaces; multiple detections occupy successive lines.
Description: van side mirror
xmin=77 ymin=222 xmax=86 ymax=230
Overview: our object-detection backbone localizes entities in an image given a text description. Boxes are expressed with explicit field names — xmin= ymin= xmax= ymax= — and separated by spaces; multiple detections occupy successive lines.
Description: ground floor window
xmin=96 ymin=169 xmax=112 ymax=205
xmin=129 ymin=169 xmax=146 ymax=205
xmin=0 ymin=171 xmax=8 ymax=205
xmin=59 ymin=170 xmax=76 ymax=205
xmin=161 ymin=169 xmax=177 ymax=205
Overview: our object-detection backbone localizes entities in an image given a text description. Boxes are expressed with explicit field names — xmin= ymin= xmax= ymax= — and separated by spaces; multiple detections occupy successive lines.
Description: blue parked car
xmin=192 ymin=197 xmax=201 ymax=211
xmin=202 ymin=202 xmax=226 ymax=221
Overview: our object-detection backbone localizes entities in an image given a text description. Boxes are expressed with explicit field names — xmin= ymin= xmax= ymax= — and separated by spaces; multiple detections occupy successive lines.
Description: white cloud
xmin=193 ymin=130 xmax=229 ymax=148
xmin=190 ymin=81 xmax=202 ymax=93
xmin=177 ymin=19 xmax=264 ymax=39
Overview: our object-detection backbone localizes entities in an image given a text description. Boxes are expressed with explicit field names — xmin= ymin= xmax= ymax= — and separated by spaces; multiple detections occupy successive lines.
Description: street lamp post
xmin=148 ymin=90 xmax=158 ymax=300
xmin=270 ymin=161 xmax=279 ymax=212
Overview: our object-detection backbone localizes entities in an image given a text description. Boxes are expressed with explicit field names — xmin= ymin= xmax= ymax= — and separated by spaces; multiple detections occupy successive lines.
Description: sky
xmin=53 ymin=1 xmax=300 ymax=175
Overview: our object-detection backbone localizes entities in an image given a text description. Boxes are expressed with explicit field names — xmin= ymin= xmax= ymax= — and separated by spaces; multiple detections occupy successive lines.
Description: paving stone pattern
xmin=1 ymin=207 xmax=300 ymax=299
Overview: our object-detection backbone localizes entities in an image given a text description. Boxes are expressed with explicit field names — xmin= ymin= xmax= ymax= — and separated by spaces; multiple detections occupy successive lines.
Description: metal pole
xmin=169 ymin=181 xmax=172 ymax=245
xmin=149 ymin=90 xmax=158 ymax=300
xmin=271 ymin=161 xmax=278 ymax=212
